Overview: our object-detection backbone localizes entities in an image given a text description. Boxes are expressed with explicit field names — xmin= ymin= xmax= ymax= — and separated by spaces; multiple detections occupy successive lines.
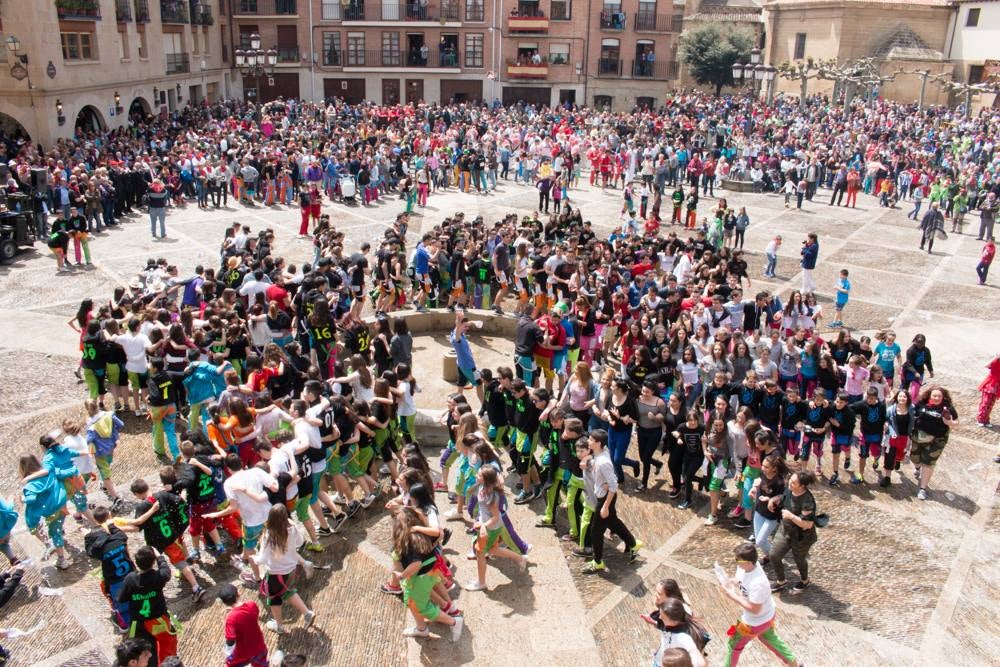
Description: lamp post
xmin=732 ymin=61 xmax=768 ymax=98
xmin=56 ymin=99 xmax=65 ymax=126
xmin=5 ymin=34 xmax=35 ymax=107
xmin=235 ymin=33 xmax=277 ymax=104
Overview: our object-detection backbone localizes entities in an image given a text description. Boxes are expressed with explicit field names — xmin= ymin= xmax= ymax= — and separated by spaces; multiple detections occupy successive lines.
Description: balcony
xmin=135 ymin=0 xmax=151 ymax=21
xmin=343 ymin=49 xmax=460 ymax=68
xmin=508 ymin=10 xmax=549 ymax=32
xmin=160 ymin=0 xmax=189 ymax=23
xmin=116 ymin=0 xmax=132 ymax=21
xmin=631 ymin=59 xmax=678 ymax=80
xmin=56 ymin=0 xmax=102 ymax=20
xmin=598 ymin=10 xmax=625 ymax=31
xmin=232 ymin=0 xmax=298 ymax=15
xmin=191 ymin=2 xmax=214 ymax=24
xmin=506 ymin=59 xmax=548 ymax=79
xmin=596 ymin=57 xmax=622 ymax=77
xmin=166 ymin=52 xmax=190 ymax=74
xmin=276 ymin=46 xmax=300 ymax=63
xmin=634 ymin=12 xmax=675 ymax=32
xmin=341 ymin=1 xmax=460 ymax=21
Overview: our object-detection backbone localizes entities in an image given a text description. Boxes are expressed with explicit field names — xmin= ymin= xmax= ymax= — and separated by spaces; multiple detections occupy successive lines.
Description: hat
xmin=226 ymin=257 xmax=240 ymax=269
xmin=128 ymin=277 xmax=143 ymax=290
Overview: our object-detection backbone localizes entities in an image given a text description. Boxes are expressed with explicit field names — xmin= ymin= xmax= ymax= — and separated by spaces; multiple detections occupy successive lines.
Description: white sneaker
xmin=917 ymin=488 xmax=928 ymax=501
xmin=403 ymin=626 xmax=430 ymax=638
xmin=302 ymin=560 xmax=315 ymax=579
xmin=465 ymin=580 xmax=487 ymax=592
xmin=269 ymin=650 xmax=286 ymax=667
xmin=360 ymin=493 xmax=376 ymax=508
xmin=302 ymin=609 xmax=315 ymax=629
xmin=445 ymin=508 xmax=463 ymax=521
xmin=332 ymin=493 xmax=347 ymax=505
xmin=265 ymin=619 xmax=287 ymax=634
xmin=451 ymin=614 xmax=464 ymax=642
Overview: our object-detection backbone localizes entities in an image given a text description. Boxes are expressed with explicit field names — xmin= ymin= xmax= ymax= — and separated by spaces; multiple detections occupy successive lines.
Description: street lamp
xmin=235 ymin=33 xmax=277 ymax=103
xmin=763 ymin=65 xmax=776 ymax=104
xmin=5 ymin=34 xmax=35 ymax=107
xmin=114 ymin=90 xmax=123 ymax=114
xmin=750 ymin=48 xmax=761 ymax=66
xmin=56 ymin=99 xmax=65 ymax=126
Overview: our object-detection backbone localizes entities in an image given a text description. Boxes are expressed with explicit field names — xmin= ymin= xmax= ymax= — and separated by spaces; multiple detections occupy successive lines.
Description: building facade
xmin=947 ymin=0 xmax=1000 ymax=109
xmin=763 ymin=0 xmax=954 ymax=105
xmin=1 ymin=0 xmax=230 ymax=146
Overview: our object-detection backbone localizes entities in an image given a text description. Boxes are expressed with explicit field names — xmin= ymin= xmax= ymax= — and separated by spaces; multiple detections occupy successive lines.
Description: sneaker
xmin=345 ymin=500 xmax=362 ymax=518
xmin=317 ymin=526 xmax=333 ymax=537
xmin=513 ymin=490 xmax=532 ymax=505
xmin=704 ymin=514 xmax=718 ymax=526
xmin=192 ymin=586 xmax=206 ymax=603
xmin=829 ymin=473 xmax=840 ymax=486
xmin=188 ymin=549 xmax=202 ymax=564
xmin=321 ymin=506 xmax=333 ymax=516
xmin=560 ymin=533 xmax=578 ymax=542
xmin=239 ymin=571 xmax=259 ymax=585
xmin=380 ymin=583 xmax=403 ymax=595
xmin=265 ymin=619 xmax=287 ymax=635
xmin=635 ymin=484 xmax=646 ymax=493
xmin=677 ymin=501 xmax=691 ymax=510
xmin=450 ymin=614 xmax=464 ymax=642
xmin=466 ymin=549 xmax=478 ymax=560
xmin=305 ymin=542 xmax=325 ymax=553
xmin=360 ymin=493 xmax=377 ymax=509
xmin=627 ymin=540 xmax=644 ymax=564
xmin=445 ymin=604 xmax=463 ymax=617
xmin=402 ymin=626 xmax=430 ymax=638
xmin=850 ymin=473 xmax=863 ymax=485
xmin=727 ymin=506 xmax=743 ymax=519
xmin=770 ymin=580 xmax=788 ymax=592
xmin=791 ymin=580 xmax=809 ymax=594
xmin=110 ymin=496 xmax=125 ymax=513
xmin=445 ymin=508 xmax=464 ymax=521
xmin=667 ymin=488 xmax=680 ymax=499
xmin=330 ymin=513 xmax=348 ymax=533
xmin=843 ymin=458 xmax=852 ymax=471
xmin=302 ymin=560 xmax=315 ymax=579
xmin=55 ymin=556 xmax=72 ymax=570
xmin=519 ymin=555 xmax=529 ymax=572
xmin=733 ymin=518 xmax=752 ymax=529
xmin=572 ymin=546 xmax=593 ymax=558
xmin=531 ymin=486 xmax=545 ymax=500
xmin=447 ymin=492 xmax=458 ymax=504
xmin=433 ymin=481 xmax=447 ymax=491
xmin=332 ymin=493 xmax=347 ymax=505
xmin=465 ymin=580 xmax=487 ymax=592
xmin=917 ymin=488 xmax=928 ymax=501
xmin=581 ymin=560 xmax=606 ymax=574
xmin=879 ymin=475 xmax=892 ymax=488
xmin=535 ymin=517 xmax=555 ymax=528
xmin=303 ymin=610 xmax=316 ymax=629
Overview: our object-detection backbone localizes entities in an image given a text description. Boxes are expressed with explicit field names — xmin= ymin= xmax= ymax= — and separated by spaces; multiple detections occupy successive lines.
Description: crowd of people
xmin=0 ymin=91 xmax=996 ymax=667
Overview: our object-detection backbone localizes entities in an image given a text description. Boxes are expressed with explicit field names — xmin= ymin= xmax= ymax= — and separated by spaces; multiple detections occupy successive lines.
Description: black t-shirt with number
xmin=134 ymin=491 xmax=189 ymax=550
xmin=84 ymin=525 xmax=135 ymax=586
xmin=676 ymin=423 xmax=705 ymax=455
xmin=117 ymin=555 xmax=171 ymax=621
xmin=294 ymin=448 xmax=315 ymax=497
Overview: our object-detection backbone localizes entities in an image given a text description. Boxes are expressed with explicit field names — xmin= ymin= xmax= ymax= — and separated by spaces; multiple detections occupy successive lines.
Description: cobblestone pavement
xmin=0 ymin=177 xmax=997 ymax=666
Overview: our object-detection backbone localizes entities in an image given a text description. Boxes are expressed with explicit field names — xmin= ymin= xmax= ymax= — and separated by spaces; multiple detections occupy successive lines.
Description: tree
xmin=679 ymin=25 xmax=754 ymax=97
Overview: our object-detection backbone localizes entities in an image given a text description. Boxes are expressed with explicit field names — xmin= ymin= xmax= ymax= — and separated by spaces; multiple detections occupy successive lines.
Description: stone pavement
xmin=0 ymin=176 xmax=997 ymax=666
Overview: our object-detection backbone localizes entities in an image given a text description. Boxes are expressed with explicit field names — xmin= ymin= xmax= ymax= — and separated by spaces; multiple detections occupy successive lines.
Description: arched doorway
xmin=128 ymin=96 xmax=151 ymax=122
xmin=0 ymin=112 xmax=31 ymax=147
xmin=75 ymin=105 xmax=106 ymax=134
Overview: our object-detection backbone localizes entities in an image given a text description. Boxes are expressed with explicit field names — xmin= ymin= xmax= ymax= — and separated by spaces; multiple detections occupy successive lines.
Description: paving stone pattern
xmin=0 ymin=177 xmax=997 ymax=666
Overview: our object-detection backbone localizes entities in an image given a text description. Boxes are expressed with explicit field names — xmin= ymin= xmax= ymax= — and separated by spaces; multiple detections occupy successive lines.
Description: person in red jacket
xmin=976 ymin=238 xmax=995 ymax=286
xmin=976 ymin=354 xmax=1000 ymax=428
xmin=219 ymin=583 xmax=269 ymax=667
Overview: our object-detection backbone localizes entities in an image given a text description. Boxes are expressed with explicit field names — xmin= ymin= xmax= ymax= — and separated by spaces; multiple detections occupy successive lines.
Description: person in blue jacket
xmin=19 ymin=454 xmax=70 ymax=569
xmin=0 ymin=499 xmax=20 ymax=566
xmin=181 ymin=350 xmax=230 ymax=433
xmin=800 ymin=232 xmax=819 ymax=294
xmin=85 ymin=399 xmax=126 ymax=512
xmin=32 ymin=434 xmax=96 ymax=526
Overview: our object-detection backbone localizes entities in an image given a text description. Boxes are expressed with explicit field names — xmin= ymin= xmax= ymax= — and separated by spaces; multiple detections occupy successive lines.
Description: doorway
xmin=634 ymin=40 xmax=654 ymax=77
xmin=405 ymin=79 xmax=423 ymax=104
xmin=439 ymin=33 xmax=459 ymax=67
xmin=406 ymin=33 xmax=426 ymax=66
xmin=382 ymin=79 xmax=400 ymax=105
xmin=558 ymin=89 xmax=576 ymax=106
xmin=75 ymin=105 xmax=106 ymax=133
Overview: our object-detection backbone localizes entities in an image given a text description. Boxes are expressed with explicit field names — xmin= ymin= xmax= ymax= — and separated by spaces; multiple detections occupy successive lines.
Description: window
xmin=966 ymin=7 xmax=980 ymax=26
xmin=465 ymin=33 xmax=483 ymax=67
xmin=551 ymin=0 xmax=570 ymax=19
xmin=594 ymin=94 xmax=612 ymax=110
xmin=347 ymin=33 xmax=365 ymax=65
xmin=61 ymin=32 xmax=95 ymax=61
xmin=221 ymin=26 xmax=228 ymax=62
xmin=382 ymin=32 xmax=400 ymax=66
xmin=322 ymin=0 xmax=341 ymax=20
xmin=138 ymin=29 xmax=149 ymax=59
xmin=549 ymin=43 xmax=569 ymax=65
xmin=239 ymin=25 xmax=258 ymax=50
xmin=323 ymin=32 xmax=342 ymax=65
xmin=465 ymin=0 xmax=484 ymax=21
xmin=968 ymin=64 xmax=984 ymax=84
xmin=793 ymin=32 xmax=806 ymax=60
xmin=202 ymin=28 xmax=210 ymax=56
xmin=192 ymin=30 xmax=200 ymax=55
xmin=118 ymin=30 xmax=129 ymax=59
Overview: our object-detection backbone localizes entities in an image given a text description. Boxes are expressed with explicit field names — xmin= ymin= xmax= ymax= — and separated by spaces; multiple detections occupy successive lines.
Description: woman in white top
xmin=330 ymin=354 xmax=375 ymax=403
xmin=255 ymin=504 xmax=316 ymax=635
xmin=393 ymin=363 xmax=419 ymax=444
xmin=649 ymin=598 xmax=706 ymax=667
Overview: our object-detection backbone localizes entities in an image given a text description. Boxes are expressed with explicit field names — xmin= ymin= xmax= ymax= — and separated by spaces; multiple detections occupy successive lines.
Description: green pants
xmin=83 ymin=367 xmax=106 ymax=399
xmin=565 ymin=475 xmax=585 ymax=539
xmin=724 ymin=618 xmax=797 ymax=666
xmin=544 ymin=468 xmax=569 ymax=523
xmin=579 ymin=501 xmax=595 ymax=549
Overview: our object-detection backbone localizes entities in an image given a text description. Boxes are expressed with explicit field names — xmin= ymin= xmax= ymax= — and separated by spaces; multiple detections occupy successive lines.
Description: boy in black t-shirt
xmin=117 ymin=546 xmax=177 ymax=665
xmin=85 ymin=506 xmax=135 ymax=632
xmin=827 ymin=392 xmax=857 ymax=486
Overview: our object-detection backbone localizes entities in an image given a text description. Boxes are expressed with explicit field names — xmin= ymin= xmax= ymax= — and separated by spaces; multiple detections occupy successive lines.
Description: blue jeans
xmin=149 ymin=207 xmax=166 ymax=237
xmin=765 ymin=253 xmax=777 ymax=276
xmin=607 ymin=427 xmax=638 ymax=482
xmin=753 ymin=511 xmax=779 ymax=555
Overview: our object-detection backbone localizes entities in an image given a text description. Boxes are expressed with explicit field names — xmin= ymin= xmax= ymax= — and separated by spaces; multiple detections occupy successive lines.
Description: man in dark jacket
xmin=920 ymin=202 xmax=946 ymax=254
xmin=800 ymin=232 xmax=819 ymax=292
xmin=146 ymin=180 xmax=169 ymax=239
